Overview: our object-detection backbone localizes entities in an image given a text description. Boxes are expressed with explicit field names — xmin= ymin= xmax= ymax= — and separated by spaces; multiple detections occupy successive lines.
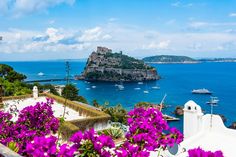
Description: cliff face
xmin=82 ymin=47 xmax=159 ymax=81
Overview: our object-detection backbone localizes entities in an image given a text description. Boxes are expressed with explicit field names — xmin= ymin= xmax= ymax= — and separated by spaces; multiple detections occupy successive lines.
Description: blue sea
xmin=2 ymin=61 xmax=236 ymax=131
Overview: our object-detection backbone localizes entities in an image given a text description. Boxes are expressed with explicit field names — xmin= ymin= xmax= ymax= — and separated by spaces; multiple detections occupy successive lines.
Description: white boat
xmin=143 ymin=90 xmax=149 ymax=94
xmin=192 ymin=88 xmax=212 ymax=95
xmin=206 ymin=97 xmax=219 ymax=105
xmin=138 ymin=82 xmax=144 ymax=85
xmin=134 ymin=87 xmax=141 ymax=90
xmin=152 ymin=86 xmax=160 ymax=89
xmin=117 ymin=80 xmax=125 ymax=90
xmin=91 ymin=86 xmax=96 ymax=89
xmin=117 ymin=85 xmax=124 ymax=90
xmin=143 ymin=81 xmax=149 ymax=94
xmin=86 ymin=88 xmax=91 ymax=90
xmin=38 ymin=72 xmax=44 ymax=76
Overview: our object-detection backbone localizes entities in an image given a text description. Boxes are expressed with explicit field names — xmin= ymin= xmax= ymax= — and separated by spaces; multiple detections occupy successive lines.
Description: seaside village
xmin=0 ymin=82 xmax=236 ymax=156
xmin=0 ymin=47 xmax=235 ymax=157
xmin=0 ymin=46 xmax=234 ymax=157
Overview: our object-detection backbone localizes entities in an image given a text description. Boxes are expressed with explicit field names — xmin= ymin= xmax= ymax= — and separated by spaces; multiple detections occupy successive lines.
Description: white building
xmin=151 ymin=100 xmax=236 ymax=157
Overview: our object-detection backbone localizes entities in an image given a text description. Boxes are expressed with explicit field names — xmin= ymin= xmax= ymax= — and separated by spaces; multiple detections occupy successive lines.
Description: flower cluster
xmin=119 ymin=107 xmax=183 ymax=156
xmin=0 ymin=98 xmax=59 ymax=155
xmin=188 ymin=147 xmax=224 ymax=157
xmin=70 ymin=128 xmax=115 ymax=157
xmin=17 ymin=98 xmax=59 ymax=135
xmin=0 ymin=111 xmax=14 ymax=145
xmin=25 ymin=136 xmax=75 ymax=157
xmin=2 ymin=99 xmax=224 ymax=157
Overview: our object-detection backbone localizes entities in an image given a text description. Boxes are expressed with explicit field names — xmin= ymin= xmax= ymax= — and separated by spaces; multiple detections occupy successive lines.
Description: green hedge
xmin=70 ymin=116 xmax=110 ymax=131
xmin=59 ymin=121 xmax=79 ymax=140
xmin=44 ymin=93 xmax=110 ymax=117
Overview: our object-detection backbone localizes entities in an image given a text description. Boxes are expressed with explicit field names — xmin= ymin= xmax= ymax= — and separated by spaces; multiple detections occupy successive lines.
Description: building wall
xmin=183 ymin=100 xmax=203 ymax=139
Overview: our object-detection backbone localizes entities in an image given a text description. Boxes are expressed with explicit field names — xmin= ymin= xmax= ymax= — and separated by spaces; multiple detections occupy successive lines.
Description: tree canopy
xmin=62 ymin=84 xmax=87 ymax=104
xmin=0 ymin=64 xmax=26 ymax=82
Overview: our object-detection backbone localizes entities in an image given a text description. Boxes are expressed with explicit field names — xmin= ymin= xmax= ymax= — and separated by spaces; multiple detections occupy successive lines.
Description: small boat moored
xmin=192 ymin=88 xmax=212 ymax=95
xmin=152 ymin=86 xmax=160 ymax=89
xmin=38 ymin=72 xmax=44 ymax=76
xmin=143 ymin=90 xmax=149 ymax=94
xmin=117 ymin=85 xmax=124 ymax=90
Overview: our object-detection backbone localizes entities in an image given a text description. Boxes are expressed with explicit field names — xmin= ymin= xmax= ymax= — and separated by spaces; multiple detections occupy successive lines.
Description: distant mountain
xmin=143 ymin=55 xmax=197 ymax=63
xmin=198 ymin=58 xmax=236 ymax=62
xmin=79 ymin=46 xmax=159 ymax=81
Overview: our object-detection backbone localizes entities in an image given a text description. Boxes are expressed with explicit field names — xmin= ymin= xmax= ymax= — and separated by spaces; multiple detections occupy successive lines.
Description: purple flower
xmin=188 ymin=147 xmax=224 ymax=157
xmin=121 ymin=107 xmax=184 ymax=155
xmin=25 ymin=136 xmax=57 ymax=156
xmin=70 ymin=129 xmax=115 ymax=157
xmin=57 ymin=144 xmax=76 ymax=157
xmin=0 ymin=98 xmax=59 ymax=155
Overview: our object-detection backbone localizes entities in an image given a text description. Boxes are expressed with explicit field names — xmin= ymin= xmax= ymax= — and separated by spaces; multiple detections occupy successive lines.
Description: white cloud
xmin=78 ymin=27 xmax=102 ymax=42
xmin=188 ymin=21 xmax=236 ymax=29
xmin=0 ymin=0 xmax=75 ymax=17
xmin=171 ymin=2 xmax=193 ymax=8
xmin=49 ymin=20 xmax=55 ymax=24
xmin=189 ymin=22 xmax=208 ymax=28
xmin=0 ymin=27 xmax=86 ymax=54
xmin=143 ymin=40 xmax=171 ymax=50
xmin=171 ymin=1 xmax=181 ymax=7
xmin=229 ymin=13 xmax=236 ymax=17
xmin=166 ymin=19 xmax=176 ymax=25
xmin=46 ymin=27 xmax=64 ymax=43
xmin=108 ymin=18 xmax=118 ymax=22
xmin=185 ymin=3 xmax=193 ymax=7
xmin=0 ymin=0 xmax=8 ymax=15
xmin=0 ymin=26 xmax=113 ymax=58
xmin=102 ymin=34 xmax=112 ymax=40
xmin=2 ymin=23 xmax=236 ymax=60
xmin=188 ymin=43 xmax=203 ymax=50
xmin=78 ymin=27 xmax=112 ymax=42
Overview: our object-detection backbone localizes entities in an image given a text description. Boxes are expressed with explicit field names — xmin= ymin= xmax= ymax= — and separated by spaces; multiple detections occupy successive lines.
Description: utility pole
xmin=65 ymin=61 xmax=70 ymax=85
xmin=62 ymin=61 xmax=70 ymax=118
xmin=58 ymin=61 xmax=71 ymax=141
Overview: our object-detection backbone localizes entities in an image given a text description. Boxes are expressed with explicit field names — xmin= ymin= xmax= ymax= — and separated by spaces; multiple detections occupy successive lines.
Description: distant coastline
xmin=143 ymin=55 xmax=236 ymax=64
xmin=198 ymin=58 xmax=236 ymax=63
xmin=145 ymin=61 xmax=200 ymax=64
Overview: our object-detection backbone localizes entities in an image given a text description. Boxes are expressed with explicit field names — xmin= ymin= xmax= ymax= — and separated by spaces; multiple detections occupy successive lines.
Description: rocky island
xmin=143 ymin=55 xmax=198 ymax=64
xmin=79 ymin=46 xmax=159 ymax=81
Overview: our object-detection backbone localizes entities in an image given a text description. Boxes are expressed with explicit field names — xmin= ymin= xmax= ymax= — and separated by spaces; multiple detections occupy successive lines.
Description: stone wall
xmin=0 ymin=143 xmax=22 ymax=157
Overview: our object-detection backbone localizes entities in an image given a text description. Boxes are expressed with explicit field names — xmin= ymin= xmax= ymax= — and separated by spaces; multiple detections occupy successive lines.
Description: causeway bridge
xmin=24 ymin=78 xmax=74 ymax=83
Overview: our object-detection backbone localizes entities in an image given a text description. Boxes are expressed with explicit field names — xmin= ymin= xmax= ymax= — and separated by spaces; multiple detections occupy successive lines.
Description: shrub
xmin=70 ymin=129 xmax=115 ymax=156
xmin=102 ymin=128 xmax=124 ymax=139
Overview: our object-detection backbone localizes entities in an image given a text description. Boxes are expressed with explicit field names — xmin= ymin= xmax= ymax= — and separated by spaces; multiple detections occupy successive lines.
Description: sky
xmin=1 ymin=0 xmax=236 ymax=61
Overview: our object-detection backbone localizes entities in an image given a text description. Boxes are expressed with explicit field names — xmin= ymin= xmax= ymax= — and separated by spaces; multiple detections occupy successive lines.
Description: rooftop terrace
xmin=3 ymin=96 xmax=85 ymax=121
